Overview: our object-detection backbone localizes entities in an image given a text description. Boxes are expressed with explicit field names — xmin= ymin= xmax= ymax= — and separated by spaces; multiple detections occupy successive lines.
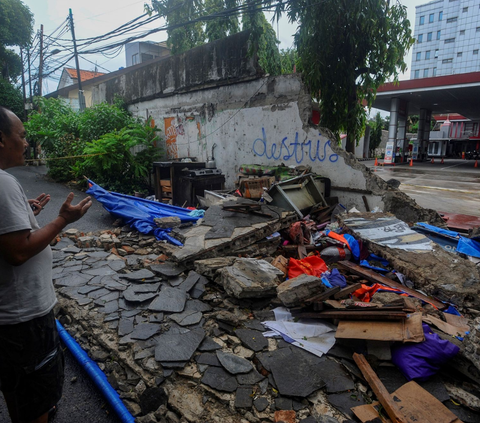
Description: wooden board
xmin=333 ymin=283 xmax=363 ymax=299
xmin=353 ymin=353 xmax=407 ymax=423
xmin=337 ymin=261 xmax=445 ymax=310
xmin=335 ymin=312 xmax=424 ymax=342
xmin=353 ymin=381 xmax=463 ymax=423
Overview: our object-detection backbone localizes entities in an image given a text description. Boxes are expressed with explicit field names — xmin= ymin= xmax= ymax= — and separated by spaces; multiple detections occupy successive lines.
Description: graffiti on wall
xmin=164 ymin=117 xmax=179 ymax=159
xmin=252 ymin=128 xmax=339 ymax=164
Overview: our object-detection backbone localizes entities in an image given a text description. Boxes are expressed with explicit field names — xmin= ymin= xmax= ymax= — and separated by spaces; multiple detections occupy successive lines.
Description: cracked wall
xmin=91 ymin=32 xmax=443 ymax=225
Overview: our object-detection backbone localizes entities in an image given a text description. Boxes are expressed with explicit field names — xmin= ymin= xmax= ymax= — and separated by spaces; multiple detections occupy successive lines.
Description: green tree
xmin=242 ymin=2 xmax=282 ymax=76
xmin=147 ymin=0 xmax=205 ymax=54
xmin=204 ymin=0 xmax=240 ymax=42
xmin=275 ymin=0 xmax=414 ymax=153
xmin=0 ymin=0 xmax=33 ymax=80
xmin=369 ymin=112 xmax=384 ymax=152
xmin=279 ymin=47 xmax=298 ymax=74
xmin=0 ymin=78 xmax=23 ymax=117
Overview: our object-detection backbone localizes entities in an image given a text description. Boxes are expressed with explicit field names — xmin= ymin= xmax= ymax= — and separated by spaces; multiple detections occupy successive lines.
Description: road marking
xmin=402 ymin=183 xmax=479 ymax=194
xmin=440 ymin=163 xmax=466 ymax=170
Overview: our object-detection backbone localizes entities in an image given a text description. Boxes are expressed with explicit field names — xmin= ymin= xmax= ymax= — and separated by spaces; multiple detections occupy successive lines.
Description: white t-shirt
xmin=0 ymin=169 xmax=56 ymax=324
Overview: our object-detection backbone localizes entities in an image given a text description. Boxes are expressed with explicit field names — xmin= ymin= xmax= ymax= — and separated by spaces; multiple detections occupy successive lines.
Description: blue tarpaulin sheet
xmin=86 ymin=180 xmax=200 ymax=246
xmin=414 ymin=222 xmax=480 ymax=259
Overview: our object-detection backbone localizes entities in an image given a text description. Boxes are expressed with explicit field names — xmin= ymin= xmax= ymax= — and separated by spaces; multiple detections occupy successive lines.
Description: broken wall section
xmin=91 ymin=32 xmax=443 ymax=225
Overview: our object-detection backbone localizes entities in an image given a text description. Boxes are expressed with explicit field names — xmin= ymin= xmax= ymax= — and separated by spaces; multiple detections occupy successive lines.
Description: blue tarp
xmin=414 ymin=222 xmax=480 ymax=259
xmin=86 ymin=180 xmax=201 ymax=246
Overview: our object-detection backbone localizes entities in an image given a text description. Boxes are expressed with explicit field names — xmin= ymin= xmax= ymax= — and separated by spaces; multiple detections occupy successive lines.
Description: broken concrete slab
xmin=217 ymin=258 xmax=282 ymax=299
xmin=340 ymin=213 xmax=480 ymax=309
xmin=194 ymin=257 xmax=237 ymax=279
xmin=277 ymin=274 xmax=325 ymax=308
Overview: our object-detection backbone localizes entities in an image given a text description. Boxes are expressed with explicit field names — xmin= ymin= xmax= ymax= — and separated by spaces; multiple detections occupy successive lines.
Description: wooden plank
xmin=353 ymin=353 xmax=408 ymax=423
xmin=333 ymin=282 xmax=363 ymax=299
xmin=337 ymin=261 xmax=445 ymax=310
xmin=297 ymin=310 xmax=407 ymax=321
xmin=305 ymin=286 xmax=340 ymax=303
xmin=391 ymin=381 xmax=463 ymax=423
xmin=336 ymin=313 xmax=424 ymax=342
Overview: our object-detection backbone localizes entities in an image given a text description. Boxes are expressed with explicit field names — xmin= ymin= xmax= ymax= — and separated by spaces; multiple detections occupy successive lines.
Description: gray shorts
xmin=0 ymin=310 xmax=64 ymax=422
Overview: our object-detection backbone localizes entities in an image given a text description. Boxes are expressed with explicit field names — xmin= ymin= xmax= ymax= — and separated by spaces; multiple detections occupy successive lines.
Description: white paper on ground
xmin=262 ymin=307 xmax=337 ymax=357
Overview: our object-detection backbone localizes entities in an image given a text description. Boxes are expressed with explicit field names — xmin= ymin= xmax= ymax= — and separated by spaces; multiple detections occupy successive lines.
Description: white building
xmin=411 ymin=0 xmax=480 ymax=79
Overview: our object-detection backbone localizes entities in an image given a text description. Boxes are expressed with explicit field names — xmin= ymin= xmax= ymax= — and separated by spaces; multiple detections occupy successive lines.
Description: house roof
xmin=64 ymin=67 xmax=106 ymax=82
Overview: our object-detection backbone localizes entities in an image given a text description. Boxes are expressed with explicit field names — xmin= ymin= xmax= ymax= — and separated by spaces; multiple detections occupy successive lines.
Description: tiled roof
xmin=64 ymin=67 xmax=106 ymax=82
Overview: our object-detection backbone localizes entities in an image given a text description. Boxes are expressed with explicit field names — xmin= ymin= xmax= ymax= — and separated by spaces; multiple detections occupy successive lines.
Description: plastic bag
xmin=288 ymin=255 xmax=328 ymax=279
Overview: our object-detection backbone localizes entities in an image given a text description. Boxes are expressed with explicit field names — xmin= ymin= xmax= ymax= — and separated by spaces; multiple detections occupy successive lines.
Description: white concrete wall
xmin=124 ymin=74 xmax=384 ymax=212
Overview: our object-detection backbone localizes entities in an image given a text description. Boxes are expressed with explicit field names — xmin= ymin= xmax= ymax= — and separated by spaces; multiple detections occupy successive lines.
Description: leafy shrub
xmin=74 ymin=117 xmax=162 ymax=194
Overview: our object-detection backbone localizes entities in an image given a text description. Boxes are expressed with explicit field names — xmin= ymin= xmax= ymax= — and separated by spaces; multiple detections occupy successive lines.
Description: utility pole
xmin=38 ymin=25 xmax=44 ymax=97
xmin=20 ymin=48 xmax=27 ymax=121
xmin=27 ymin=48 xmax=32 ymax=100
xmin=69 ymin=9 xmax=86 ymax=111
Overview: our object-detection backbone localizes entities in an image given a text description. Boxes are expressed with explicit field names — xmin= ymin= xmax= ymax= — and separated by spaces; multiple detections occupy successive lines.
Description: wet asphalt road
xmin=0 ymin=165 xmax=120 ymax=423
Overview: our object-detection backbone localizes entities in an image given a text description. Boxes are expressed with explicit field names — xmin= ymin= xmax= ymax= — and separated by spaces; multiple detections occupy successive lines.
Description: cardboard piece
xmin=422 ymin=314 xmax=468 ymax=337
xmin=352 ymin=381 xmax=463 ymax=423
xmin=271 ymin=255 xmax=289 ymax=277
xmin=444 ymin=313 xmax=470 ymax=333
xmin=335 ymin=312 xmax=424 ymax=343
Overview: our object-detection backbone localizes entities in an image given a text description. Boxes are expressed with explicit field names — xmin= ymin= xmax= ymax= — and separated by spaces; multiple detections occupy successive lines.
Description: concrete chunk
xmin=277 ymin=274 xmax=325 ymax=307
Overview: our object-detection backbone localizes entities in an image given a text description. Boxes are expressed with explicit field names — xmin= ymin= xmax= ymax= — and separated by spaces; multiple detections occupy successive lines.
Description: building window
xmin=437 ymin=30 xmax=441 ymax=40
xmin=457 ymin=52 xmax=463 ymax=57
xmin=414 ymin=70 xmax=420 ymax=79
xmin=447 ymin=17 xmax=458 ymax=23
xmin=460 ymin=30 xmax=465 ymax=35
xmin=439 ymin=11 xmax=443 ymax=21
xmin=427 ymin=32 xmax=433 ymax=41
xmin=416 ymin=52 xmax=421 ymax=61
xmin=418 ymin=34 xmax=423 ymax=43
xmin=445 ymin=38 xmax=455 ymax=43
xmin=463 ymin=7 xmax=468 ymax=12
xmin=429 ymin=13 xmax=434 ymax=23
xmin=435 ymin=49 xmax=439 ymax=58
xmin=442 ymin=58 xmax=453 ymax=63
xmin=477 ymin=27 xmax=480 ymax=32
xmin=420 ymin=15 xmax=425 ymax=25
xmin=425 ymin=50 xmax=431 ymax=59
xmin=474 ymin=50 xmax=479 ymax=55
xmin=423 ymin=69 xmax=429 ymax=77
xmin=433 ymin=67 xmax=437 ymax=76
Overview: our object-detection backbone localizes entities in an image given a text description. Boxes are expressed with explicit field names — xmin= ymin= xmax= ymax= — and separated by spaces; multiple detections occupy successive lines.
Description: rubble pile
xmin=52 ymin=180 xmax=480 ymax=423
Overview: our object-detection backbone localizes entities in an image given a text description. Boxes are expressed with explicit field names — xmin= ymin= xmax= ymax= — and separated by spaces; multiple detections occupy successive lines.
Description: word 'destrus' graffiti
xmin=252 ymin=128 xmax=339 ymax=164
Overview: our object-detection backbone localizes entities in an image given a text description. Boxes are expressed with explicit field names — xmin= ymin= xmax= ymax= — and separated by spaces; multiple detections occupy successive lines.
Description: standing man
xmin=0 ymin=106 xmax=92 ymax=423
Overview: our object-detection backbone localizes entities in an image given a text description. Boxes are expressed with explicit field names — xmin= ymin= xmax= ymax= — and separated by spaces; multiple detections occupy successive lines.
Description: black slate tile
xmin=236 ymin=369 xmax=264 ymax=385
xmin=235 ymin=387 xmax=253 ymax=409
xmin=148 ymin=286 xmax=187 ymax=313
xmin=155 ymin=328 xmax=205 ymax=362
xmin=201 ymin=366 xmax=238 ymax=392
xmin=196 ymin=353 xmax=221 ymax=367
xmin=234 ymin=329 xmax=268 ymax=352
xmin=254 ymin=397 xmax=269 ymax=412
xmin=198 ymin=337 xmax=222 ymax=352
xmin=130 ymin=323 xmax=161 ymax=340
xmin=327 ymin=391 xmax=365 ymax=419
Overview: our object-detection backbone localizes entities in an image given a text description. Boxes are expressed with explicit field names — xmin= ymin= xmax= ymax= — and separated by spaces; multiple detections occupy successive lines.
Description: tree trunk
xmin=345 ymin=83 xmax=357 ymax=154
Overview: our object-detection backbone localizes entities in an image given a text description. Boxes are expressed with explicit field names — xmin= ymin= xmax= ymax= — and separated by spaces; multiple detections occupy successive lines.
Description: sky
xmin=22 ymin=0 xmax=422 ymax=95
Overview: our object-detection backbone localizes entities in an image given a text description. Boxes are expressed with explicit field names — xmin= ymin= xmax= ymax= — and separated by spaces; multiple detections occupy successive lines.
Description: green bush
xmin=73 ymin=117 xmax=162 ymax=194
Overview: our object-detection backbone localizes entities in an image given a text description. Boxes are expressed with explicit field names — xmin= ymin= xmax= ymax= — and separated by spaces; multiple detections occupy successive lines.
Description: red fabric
xmin=288 ymin=255 xmax=328 ymax=279
xmin=352 ymin=283 xmax=407 ymax=302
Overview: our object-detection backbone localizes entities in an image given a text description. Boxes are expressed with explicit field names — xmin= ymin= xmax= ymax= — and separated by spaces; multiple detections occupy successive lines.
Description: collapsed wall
xmin=91 ymin=31 xmax=443 ymax=225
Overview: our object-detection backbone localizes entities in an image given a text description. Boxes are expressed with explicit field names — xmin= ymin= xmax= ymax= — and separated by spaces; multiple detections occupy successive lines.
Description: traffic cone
xmin=475 ymin=160 xmax=478 ymax=168
xmin=462 ymin=152 xmax=465 ymax=160
xmin=374 ymin=157 xmax=378 ymax=166
xmin=441 ymin=157 xmax=444 ymax=164
xmin=431 ymin=157 xmax=434 ymax=164
xmin=410 ymin=158 xmax=413 ymax=167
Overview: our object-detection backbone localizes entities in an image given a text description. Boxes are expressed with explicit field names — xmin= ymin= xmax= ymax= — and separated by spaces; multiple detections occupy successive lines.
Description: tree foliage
xmin=204 ymin=0 xmax=240 ymax=42
xmin=274 ymin=0 xmax=414 ymax=152
xmin=279 ymin=48 xmax=298 ymax=74
xmin=0 ymin=78 xmax=23 ymax=117
xmin=369 ymin=112 xmax=384 ymax=152
xmin=0 ymin=0 xmax=33 ymax=80
xmin=147 ymin=0 xmax=205 ymax=54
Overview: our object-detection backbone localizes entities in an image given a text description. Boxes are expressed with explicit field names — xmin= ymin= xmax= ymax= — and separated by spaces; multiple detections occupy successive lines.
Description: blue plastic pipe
xmin=56 ymin=320 xmax=136 ymax=423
